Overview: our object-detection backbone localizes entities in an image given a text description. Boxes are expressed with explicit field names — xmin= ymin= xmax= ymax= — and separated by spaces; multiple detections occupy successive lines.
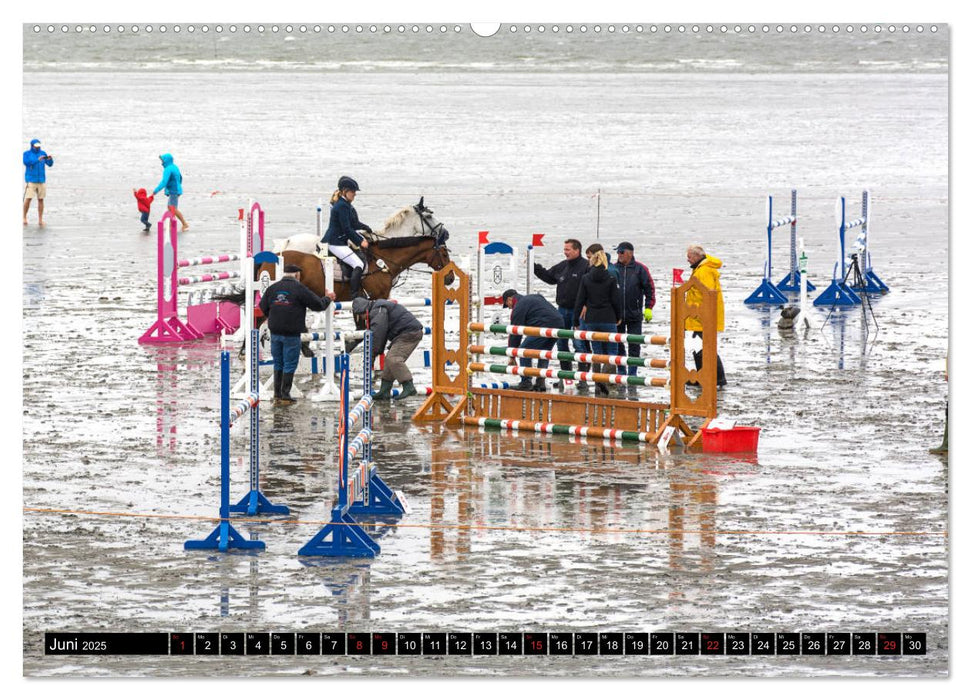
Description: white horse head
xmin=271 ymin=198 xmax=450 ymax=256
xmin=378 ymin=197 xmax=449 ymax=243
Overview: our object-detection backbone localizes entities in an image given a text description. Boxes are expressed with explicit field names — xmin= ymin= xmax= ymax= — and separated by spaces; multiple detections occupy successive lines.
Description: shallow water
xmin=22 ymin=64 xmax=947 ymax=677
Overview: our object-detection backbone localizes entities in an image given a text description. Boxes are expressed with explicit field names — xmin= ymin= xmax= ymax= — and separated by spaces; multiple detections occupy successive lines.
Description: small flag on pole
xmin=478 ymin=231 xmax=490 ymax=246
xmin=532 ymin=233 xmax=545 ymax=247
xmin=673 ymin=268 xmax=685 ymax=286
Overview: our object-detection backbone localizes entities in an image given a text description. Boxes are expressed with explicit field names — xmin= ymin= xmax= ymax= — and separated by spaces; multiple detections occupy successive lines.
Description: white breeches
xmin=329 ymin=245 xmax=365 ymax=270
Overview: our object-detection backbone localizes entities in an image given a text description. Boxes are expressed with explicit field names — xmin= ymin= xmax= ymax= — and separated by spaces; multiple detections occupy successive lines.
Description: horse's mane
xmin=380 ymin=207 xmax=414 ymax=236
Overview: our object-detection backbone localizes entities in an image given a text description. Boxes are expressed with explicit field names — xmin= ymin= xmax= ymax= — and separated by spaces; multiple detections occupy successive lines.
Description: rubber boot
xmin=687 ymin=350 xmax=702 ymax=387
xmin=576 ymin=362 xmax=591 ymax=392
xmin=279 ymin=373 xmax=296 ymax=405
xmin=397 ymin=380 xmax=418 ymax=400
xmin=349 ymin=267 xmax=364 ymax=298
xmin=593 ymin=363 xmax=609 ymax=397
xmin=532 ymin=377 xmax=547 ymax=392
xmin=555 ymin=360 xmax=573 ymax=389
xmin=372 ymin=379 xmax=394 ymax=401
xmin=930 ymin=404 xmax=948 ymax=455
xmin=716 ymin=355 xmax=728 ymax=388
xmin=515 ymin=376 xmax=533 ymax=391
xmin=273 ymin=370 xmax=283 ymax=400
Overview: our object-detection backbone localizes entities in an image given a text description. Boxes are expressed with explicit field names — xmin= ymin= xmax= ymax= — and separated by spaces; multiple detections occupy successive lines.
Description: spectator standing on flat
xmin=614 ymin=241 xmax=656 ymax=396
xmin=501 ymin=289 xmax=563 ymax=393
xmin=259 ymin=265 xmax=335 ymax=404
xmin=532 ymin=238 xmax=590 ymax=391
xmin=133 ymin=188 xmax=154 ymax=231
xmin=153 ymin=153 xmax=188 ymax=231
xmin=573 ymin=250 xmax=623 ymax=397
xmin=23 ymin=139 xmax=53 ymax=226
xmin=351 ymin=296 xmax=424 ymax=401
xmin=685 ymin=244 xmax=727 ymax=388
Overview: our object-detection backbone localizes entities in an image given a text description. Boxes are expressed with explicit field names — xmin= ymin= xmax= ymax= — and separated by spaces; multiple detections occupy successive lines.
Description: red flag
xmin=238 ymin=208 xmax=245 ymax=221
xmin=673 ymin=268 xmax=685 ymax=285
xmin=532 ymin=233 xmax=545 ymax=247
xmin=478 ymin=231 xmax=490 ymax=246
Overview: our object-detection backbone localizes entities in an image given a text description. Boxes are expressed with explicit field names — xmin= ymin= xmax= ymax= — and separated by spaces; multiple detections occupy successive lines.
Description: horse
xmin=217 ymin=198 xmax=454 ymax=354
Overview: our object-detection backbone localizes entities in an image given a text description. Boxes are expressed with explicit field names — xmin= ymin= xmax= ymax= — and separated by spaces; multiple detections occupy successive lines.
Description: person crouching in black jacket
xmin=259 ymin=265 xmax=335 ymax=404
xmin=574 ymin=250 xmax=623 ymax=397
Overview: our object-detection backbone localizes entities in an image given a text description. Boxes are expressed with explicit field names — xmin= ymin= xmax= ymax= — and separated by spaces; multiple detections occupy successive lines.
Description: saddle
xmin=317 ymin=241 xmax=369 ymax=283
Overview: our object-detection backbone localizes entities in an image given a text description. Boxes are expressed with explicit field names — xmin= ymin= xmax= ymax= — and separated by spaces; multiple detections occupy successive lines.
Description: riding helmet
xmin=338 ymin=176 xmax=360 ymax=192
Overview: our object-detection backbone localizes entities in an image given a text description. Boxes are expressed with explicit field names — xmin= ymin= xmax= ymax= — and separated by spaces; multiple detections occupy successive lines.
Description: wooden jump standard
xmin=413 ymin=262 xmax=718 ymax=447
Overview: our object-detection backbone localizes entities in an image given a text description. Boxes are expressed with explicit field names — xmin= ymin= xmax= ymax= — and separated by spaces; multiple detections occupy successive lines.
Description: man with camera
xmin=23 ymin=139 xmax=54 ymax=226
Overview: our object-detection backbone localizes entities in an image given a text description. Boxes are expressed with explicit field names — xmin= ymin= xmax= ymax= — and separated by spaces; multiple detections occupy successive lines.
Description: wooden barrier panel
xmin=413 ymin=261 xmax=718 ymax=446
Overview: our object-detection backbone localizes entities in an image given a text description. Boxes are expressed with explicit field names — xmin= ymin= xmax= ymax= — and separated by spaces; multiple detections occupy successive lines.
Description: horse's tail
xmin=212 ymin=286 xmax=247 ymax=307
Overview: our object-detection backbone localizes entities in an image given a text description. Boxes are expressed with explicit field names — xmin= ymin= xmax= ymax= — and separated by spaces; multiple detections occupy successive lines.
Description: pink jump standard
xmin=139 ymin=202 xmax=266 ymax=344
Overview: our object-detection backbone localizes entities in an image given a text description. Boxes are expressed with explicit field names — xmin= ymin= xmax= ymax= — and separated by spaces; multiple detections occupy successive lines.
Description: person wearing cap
xmin=613 ymin=241 xmax=656 ymax=396
xmin=351 ymin=296 xmax=424 ymax=401
xmin=501 ymin=289 xmax=563 ymax=392
xmin=532 ymin=238 xmax=591 ymax=391
xmin=259 ymin=265 xmax=336 ymax=404
xmin=23 ymin=138 xmax=53 ymax=226
xmin=152 ymin=153 xmax=188 ymax=231
xmin=322 ymin=176 xmax=372 ymax=298
xmin=685 ymin=244 xmax=727 ymax=388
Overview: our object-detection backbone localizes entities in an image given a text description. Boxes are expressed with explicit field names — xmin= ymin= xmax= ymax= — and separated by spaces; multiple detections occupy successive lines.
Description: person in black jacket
xmin=613 ymin=241 xmax=656 ymax=396
xmin=351 ymin=296 xmax=425 ymax=401
xmin=321 ymin=176 xmax=372 ymax=297
xmin=574 ymin=250 xmax=623 ymax=397
xmin=259 ymin=265 xmax=336 ymax=404
xmin=501 ymin=289 xmax=563 ymax=392
xmin=533 ymin=239 xmax=591 ymax=390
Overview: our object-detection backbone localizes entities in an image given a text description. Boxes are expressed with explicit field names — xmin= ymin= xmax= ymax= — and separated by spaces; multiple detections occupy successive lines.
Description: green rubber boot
xmin=397 ymin=381 xmax=418 ymax=400
xmin=372 ymin=379 xmax=394 ymax=401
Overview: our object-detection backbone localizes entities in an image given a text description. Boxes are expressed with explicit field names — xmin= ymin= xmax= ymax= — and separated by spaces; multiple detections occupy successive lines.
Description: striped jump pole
xmin=227 ymin=325 xmax=289 ymax=517
xmin=469 ymin=322 xmax=668 ymax=347
xmin=745 ymin=191 xmax=798 ymax=305
xmin=184 ymin=351 xmax=265 ymax=552
xmin=299 ymin=332 xmax=406 ymax=558
xmin=468 ymin=344 xmax=669 ymax=369
xmin=464 ymin=416 xmax=653 ymax=443
xmin=468 ymin=362 xmax=668 ymax=388
xmin=814 ymin=192 xmax=872 ymax=307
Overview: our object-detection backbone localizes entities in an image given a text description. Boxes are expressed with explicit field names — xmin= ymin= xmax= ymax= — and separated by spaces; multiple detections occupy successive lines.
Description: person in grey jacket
xmin=351 ymin=296 xmax=424 ymax=400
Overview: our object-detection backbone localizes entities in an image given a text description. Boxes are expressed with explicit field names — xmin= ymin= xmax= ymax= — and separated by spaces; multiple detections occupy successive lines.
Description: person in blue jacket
xmin=501 ymin=289 xmax=564 ymax=392
xmin=322 ymin=176 xmax=372 ymax=298
xmin=613 ymin=241 xmax=656 ymax=395
xmin=23 ymin=139 xmax=53 ymax=226
xmin=152 ymin=153 xmax=188 ymax=231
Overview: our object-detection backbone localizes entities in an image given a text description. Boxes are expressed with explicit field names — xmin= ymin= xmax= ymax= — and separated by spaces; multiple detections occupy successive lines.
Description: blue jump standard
xmin=298 ymin=348 xmax=406 ymax=558
xmin=185 ymin=351 xmax=265 ymax=552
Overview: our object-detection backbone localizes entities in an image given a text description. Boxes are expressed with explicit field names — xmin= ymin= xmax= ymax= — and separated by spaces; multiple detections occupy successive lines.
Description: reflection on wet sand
xmin=418 ymin=425 xmax=726 ymax=573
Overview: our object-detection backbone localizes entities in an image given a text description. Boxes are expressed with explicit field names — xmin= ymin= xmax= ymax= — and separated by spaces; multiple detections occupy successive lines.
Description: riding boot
xmin=273 ymin=370 xmax=283 ymax=399
xmin=372 ymin=379 xmax=394 ymax=401
xmin=397 ymin=381 xmax=418 ymax=399
xmin=515 ymin=377 xmax=534 ymax=391
xmin=349 ymin=267 xmax=364 ymax=298
xmin=576 ymin=362 xmax=591 ymax=392
xmin=532 ymin=377 xmax=547 ymax=392
xmin=555 ymin=360 xmax=573 ymax=389
xmin=279 ymin=373 xmax=296 ymax=404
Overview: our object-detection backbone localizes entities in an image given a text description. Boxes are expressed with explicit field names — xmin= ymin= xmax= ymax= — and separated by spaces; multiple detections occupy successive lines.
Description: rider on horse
xmin=322 ymin=175 xmax=372 ymax=298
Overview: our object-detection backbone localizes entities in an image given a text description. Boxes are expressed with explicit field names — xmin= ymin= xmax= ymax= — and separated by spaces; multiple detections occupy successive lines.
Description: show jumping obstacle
xmin=184 ymin=342 xmax=289 ymax=553
xmin=299 ymin=332 xmax=407 ymax=558
xmin=814 ymin=190 xmax=890 ymax=307
xmin=139 ymin=202 xmax=266 ymax=344
xmin=414 ymin=262 xmax=719 ymax=447
xmin=746 ymin=190 xmax=814 ymax=305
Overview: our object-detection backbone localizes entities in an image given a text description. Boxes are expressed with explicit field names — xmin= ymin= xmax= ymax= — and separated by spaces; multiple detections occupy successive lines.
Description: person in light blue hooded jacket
xmin=152 ymin=153 xmax=188 ymax=231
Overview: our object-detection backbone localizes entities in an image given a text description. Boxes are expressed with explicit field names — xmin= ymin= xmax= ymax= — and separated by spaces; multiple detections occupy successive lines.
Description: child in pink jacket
xmin=133 ymin=188 xmax=154 ymax=231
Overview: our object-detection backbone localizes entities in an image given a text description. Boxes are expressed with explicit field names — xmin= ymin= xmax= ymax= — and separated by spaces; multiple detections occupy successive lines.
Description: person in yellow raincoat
xmin=685 ymin=244 xmax=727 ymax=387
